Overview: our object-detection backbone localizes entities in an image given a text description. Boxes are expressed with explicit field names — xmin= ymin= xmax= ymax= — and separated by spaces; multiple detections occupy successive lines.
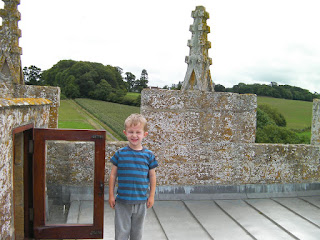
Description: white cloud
xmin=18 ymin=0 xmax=320 ymax=93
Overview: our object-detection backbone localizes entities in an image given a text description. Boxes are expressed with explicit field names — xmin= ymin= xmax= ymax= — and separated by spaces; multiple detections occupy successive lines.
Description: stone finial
xmin=0 ymin=0 xmax=23 ymax=84
xmin=311 ymin=99 xmax=320 ymax=145
xmin=181 ymin=6 xmax=214 ymax=92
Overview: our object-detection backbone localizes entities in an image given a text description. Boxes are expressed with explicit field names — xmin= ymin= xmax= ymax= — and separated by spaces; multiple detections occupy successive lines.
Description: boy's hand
xmin=109 ymin=196 xmax=116 ymax=209
xmin=147 ymin=196 xmax=154 ymax=208
xmin=109 ymin=165 xmax=117 ymax=209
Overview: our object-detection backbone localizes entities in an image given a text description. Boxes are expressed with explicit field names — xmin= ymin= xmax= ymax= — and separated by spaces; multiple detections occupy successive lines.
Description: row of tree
xmin=24 ymin=62 xmax=312 ymax=144
xmin=163 ymin=81 xmax=319 ymax=102
xmin=214 ymin=82 xmax=320 ymax=102
xmin=23 ymin=60 xmax=148 ymax=105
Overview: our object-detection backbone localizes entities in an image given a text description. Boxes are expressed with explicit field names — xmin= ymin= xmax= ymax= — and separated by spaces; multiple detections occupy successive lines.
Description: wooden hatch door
xmin=33 ymin=128 xmax=106 ymax=239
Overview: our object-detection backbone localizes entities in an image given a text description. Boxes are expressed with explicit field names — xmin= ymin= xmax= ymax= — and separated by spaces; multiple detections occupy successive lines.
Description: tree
xmin=90 ymin=79 xmax=112 ymax=101
xmin=167 ymin=81 xmax=182 ymax=90
xmin=23 ymin=65 xmax=43 ymax=85
xmin=125 ymin=72 xmax=136 ymax=92
xmin=259 ymin=104 xmax=286 ymax=127
xmin=255 ymin=104 xmax=308 ymax=144
xmin=214 ymin=84 xmax=226 ymax=92
xmin=134 ymin=69 xmax=148 ymax=92
xmin=256 ymin=124 xmax=303 ymax=144
xmin=256 ymin=107 xmax=275 ymax=129
xmin=64 ymin=75 xmax=80 ymax=99
xmin=213 ymin=82 xmax=318 ymax=102
xmin=42 ymin=60 xmax=127 ymax=102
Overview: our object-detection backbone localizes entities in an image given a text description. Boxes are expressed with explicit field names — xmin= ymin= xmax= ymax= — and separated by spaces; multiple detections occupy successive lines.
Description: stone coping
xmin=0 ymin=97 xmax=52 ymax=108
xmin=155 ymin=183 xmax=320 ymax=200
xmin=63 ymin=183 xmax=320 ymax=202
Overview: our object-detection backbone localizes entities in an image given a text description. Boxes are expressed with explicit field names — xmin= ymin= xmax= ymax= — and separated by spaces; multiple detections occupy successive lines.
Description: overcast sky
xmin=15 ymin=0 xmax=320 ymax=93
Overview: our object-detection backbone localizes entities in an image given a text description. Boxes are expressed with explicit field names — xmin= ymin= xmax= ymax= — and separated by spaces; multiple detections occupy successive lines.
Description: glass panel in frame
xmin=45 ymin=140 xmax=95 ymax=225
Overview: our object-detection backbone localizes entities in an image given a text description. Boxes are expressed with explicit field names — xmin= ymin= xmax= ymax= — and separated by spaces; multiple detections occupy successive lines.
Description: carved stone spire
xmin=181 ymin=6 xmax=214 ymax=92
xmin=0 ymin=0 xmax=23 ymax=84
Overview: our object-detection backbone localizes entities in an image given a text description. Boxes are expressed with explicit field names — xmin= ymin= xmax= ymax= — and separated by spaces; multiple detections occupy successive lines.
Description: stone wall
xmin=0 ymin=98 xmax=51 ymax=239
xmin=104 ymin=142 xmax=320 ymax=186
xmin=311 ymin=99 xmax=320 ymax=145
xmin=141 ymin=89 xmax=257 ymax=144
xmin=139 ymin=89 xmax=320 ymax=186
xmin=14 ymin=84 xmax=60 ymax=128
xmin=0 ymin=74 xmax=15 ymax=98
xmin=44 ymin=90 xmax=320 ymax=191
xmin=0 ymin=82 xmax=60 ymax=128
xmin=48 ymin=139 xmax=320 ymax=189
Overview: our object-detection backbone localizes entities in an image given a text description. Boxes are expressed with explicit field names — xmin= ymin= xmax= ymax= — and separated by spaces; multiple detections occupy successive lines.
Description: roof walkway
xmin=70 ymin=194 xmax=320 ymax=240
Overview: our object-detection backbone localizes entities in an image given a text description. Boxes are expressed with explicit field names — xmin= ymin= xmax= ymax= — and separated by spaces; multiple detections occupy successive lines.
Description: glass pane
xmin=45 ymin=140 xmax=95 ymax=225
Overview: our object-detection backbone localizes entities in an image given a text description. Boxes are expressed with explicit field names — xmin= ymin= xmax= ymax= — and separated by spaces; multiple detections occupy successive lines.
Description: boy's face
xmin=123 ymin=123 xmax=148 ymax=150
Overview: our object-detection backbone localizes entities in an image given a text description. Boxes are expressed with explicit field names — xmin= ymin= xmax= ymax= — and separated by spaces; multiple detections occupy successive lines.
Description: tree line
xmin=24 ymin=62 xmax=312 ymax=144
xmin=23 ymin=60 xmax=148 ymax=106
xmin=164 ymin=81 xmax=319 ymax=102
xmin=25 ymin=60 xmax=319 ymax=105
xmin=215 ymin=82 xmax=320 ymax=102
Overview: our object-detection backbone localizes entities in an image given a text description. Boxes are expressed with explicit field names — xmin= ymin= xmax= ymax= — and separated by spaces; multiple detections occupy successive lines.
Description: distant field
xmin=58 ymin=100 xmax=95 ymax=129
xmin=59 ymin=96 xmax=313 ymax=141
xmin=125 ymin=92 xmax=140 ymax=100
xmin=257 ymin=96 xmax=313 ymax=130
xmin=75 ymin=98 xmax=140 ymax=140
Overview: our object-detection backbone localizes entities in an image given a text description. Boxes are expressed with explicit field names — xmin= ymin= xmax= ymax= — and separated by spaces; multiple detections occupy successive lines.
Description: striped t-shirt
xmin=110 ymin=145 xmax=158 ymax=204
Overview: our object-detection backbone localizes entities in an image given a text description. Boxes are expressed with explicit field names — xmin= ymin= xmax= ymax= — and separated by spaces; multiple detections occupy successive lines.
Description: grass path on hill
xmin=257 ymin=96 xmax=313 ymax=130
xmin=257 ymin=96 xmax=312 ymax=141
xmin=58 ymin=100 xmax=119 ymax=141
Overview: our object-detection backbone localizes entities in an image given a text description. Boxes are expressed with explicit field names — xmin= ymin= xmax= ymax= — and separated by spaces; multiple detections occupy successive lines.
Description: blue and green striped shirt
xmin=111 ymin=146 xmax=158 ymax=204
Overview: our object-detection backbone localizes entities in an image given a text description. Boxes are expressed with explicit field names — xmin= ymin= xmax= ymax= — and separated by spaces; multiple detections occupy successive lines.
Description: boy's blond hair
xmin=124 ymin=114 xmax=148 ymax=132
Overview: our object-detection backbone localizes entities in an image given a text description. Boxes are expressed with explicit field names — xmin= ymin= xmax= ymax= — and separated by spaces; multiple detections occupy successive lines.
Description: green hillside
xmin=59 ymin=96 xmax=314 ymax=143
xmin=75 ymin=98 xmax=140 ymax=140
xmin=58 ymin=100 xmax=95 ymax=130
xmin=257 ymin=96 xmax=312 ymax=130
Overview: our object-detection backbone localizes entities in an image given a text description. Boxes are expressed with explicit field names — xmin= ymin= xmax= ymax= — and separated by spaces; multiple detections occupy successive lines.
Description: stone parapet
xmin=0 ymin=97 xmax=51 ymax=107
xmin=148 ymin=142 xmax=320 ymax=186
xmin=0 ymin=100 xmax=50 ymax=239
xmin=45 ymin=141 xmax=320 ymax=188
xmin=311 ymin=99 xmax=320 ymax=145
xmin=141 ymin=89 xmax=257 ymax=145
xmin=14 ymin=85 xmax=60 ymax=128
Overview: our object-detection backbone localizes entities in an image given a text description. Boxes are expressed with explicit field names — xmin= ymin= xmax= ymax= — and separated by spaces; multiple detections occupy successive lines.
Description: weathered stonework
xmin=0 ymin=73 xmax=14 ymax=97
xmin=137 ymin=89 xmax=320 ymax=186
xmin=0 ymin=100 xmax=51 ymax=239
xmin=17 ymin=91 xmax=320 ymax=212
xmin=0 ymin=0 xmax=23 ymax=84
xmin=311 ymin=99 xmax=320 ymax=145
xmin=0 ymin=1 xmax=61 ymax=237
xmin=141 ymin=89 xmax=257 ymax=145
xmin=46 ymin=141 xmax=95 ymax=186
xmin=14 ymin=84 xmax=60 ymax=128
xmin=182 ymin=6 xmax=214 ymax=92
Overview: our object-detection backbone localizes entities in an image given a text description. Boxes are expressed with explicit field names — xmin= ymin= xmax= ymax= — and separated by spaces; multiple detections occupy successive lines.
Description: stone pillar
xmin=311 ymin=99 xmax=320 ymax=145
xmin=181 ymin=6 xmax=214 ymax=92
xmin=0 ymin=0 xmax=23 ymax=84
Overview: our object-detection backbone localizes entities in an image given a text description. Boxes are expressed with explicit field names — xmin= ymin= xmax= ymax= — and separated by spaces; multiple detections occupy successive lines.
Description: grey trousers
xmin=115 ymin=202 xmax=147 ymax=240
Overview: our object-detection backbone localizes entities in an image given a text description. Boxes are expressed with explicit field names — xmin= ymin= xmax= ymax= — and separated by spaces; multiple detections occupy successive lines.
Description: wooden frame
xmin=12 ymin=124 xmax=34 ymax=239
xmin=33 ymin=128 xmax=106 ymax=239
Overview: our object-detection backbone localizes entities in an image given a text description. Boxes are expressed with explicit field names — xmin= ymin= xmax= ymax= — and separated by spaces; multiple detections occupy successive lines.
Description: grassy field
xmin=257 ymin=96 xmax=313 ymax=130
xmin=59 ymin=96 xmax=313 ymax=141
xmin=125 ymin=92 xmax=141 ymax=100
xmin=58 ymin=100 xmax=96 ymax=129
xmin=75 ymin=98 xmax=140 ymax=140
xmin=58 ymin=100 xmax=121 ymax=140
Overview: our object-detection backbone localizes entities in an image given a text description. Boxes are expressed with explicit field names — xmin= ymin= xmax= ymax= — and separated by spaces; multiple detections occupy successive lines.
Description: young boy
xmin=109 ymin=113 xmax=158 ymax=240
